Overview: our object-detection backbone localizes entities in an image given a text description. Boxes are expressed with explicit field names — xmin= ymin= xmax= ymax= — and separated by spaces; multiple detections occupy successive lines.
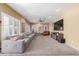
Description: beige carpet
xmin=0 ymin=35 xmax=79 ymax=56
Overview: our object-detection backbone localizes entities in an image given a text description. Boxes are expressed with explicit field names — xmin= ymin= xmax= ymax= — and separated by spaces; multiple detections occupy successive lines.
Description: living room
xmin=0 ymin=3 xmax=79 ymax=56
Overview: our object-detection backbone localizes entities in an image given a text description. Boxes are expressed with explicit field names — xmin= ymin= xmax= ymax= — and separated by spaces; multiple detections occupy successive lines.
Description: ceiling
xmin=7 ymin=3 xmax=78 ymax=23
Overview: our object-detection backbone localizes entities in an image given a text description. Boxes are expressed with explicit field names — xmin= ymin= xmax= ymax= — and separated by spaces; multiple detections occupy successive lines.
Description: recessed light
xmin=56 ymin=9 xmax=61 ymax=12
xmin=48 ymin=16 xmax=52 ymax=18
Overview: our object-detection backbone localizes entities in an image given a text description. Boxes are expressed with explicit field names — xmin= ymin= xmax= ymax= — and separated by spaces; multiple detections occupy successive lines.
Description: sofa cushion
xmin=10 ymin=36 xmax=18 ymax=41
xmin=5 ymin=36 xmax=11 ymax=40
xmin=2 ymin=40 xmax=25 ymax=53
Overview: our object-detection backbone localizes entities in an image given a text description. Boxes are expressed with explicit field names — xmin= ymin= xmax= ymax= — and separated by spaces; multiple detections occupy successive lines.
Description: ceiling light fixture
xmin=48 ymin=16 xmax=52 ymax=18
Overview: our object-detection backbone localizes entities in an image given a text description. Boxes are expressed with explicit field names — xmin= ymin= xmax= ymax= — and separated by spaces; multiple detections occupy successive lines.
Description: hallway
xmin=0 ymin=35 xmax=79 ymax=56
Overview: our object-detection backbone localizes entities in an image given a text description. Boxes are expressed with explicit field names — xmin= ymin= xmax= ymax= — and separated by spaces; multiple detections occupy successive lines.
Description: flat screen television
xmin=54 ymin=19 xmax=63 ymax=31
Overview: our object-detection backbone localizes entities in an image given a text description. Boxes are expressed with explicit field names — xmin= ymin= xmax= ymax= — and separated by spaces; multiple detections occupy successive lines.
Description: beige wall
xmin=0 ymin=3 xmax=31 ymax=34
xmin=25 ymin=21 xmax=31 ymax=33
xmin=49 ymin=23 xmax=54 ymax=34
xmin=0 ymin=4 xmax=24 ymax=20
xmin=64 ymin=5 xmax=79 ymax=50
xmin=0 ymin=4 xmax=31 ymax=49
xmin=0 ymin=3 xmax=26 ymax=33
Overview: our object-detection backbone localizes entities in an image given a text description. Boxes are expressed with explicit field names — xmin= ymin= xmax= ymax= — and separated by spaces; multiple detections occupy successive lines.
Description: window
xmin=2 ymin=12 xmax=21 ymax=39
xmin=9 ymin=16 xmax=14 ymax=36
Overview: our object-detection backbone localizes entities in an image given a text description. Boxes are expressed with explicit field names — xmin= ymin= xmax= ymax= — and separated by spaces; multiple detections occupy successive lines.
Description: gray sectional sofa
xmin=2 ymin=33 xmax=36 ymax=53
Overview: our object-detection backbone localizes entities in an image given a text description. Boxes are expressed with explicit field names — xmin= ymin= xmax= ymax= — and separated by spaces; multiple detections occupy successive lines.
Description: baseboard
xmin=66 ymin=43 xmax=79 ymax=51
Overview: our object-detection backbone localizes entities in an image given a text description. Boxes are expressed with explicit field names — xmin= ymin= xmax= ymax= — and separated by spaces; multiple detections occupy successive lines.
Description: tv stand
xmin=51 ymin=32 xmax=65 ymax=43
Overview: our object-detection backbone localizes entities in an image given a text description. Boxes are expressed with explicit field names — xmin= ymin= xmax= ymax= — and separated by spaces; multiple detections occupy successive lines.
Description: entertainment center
xmin=51 ymin=19 xmax=65 ymax=43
